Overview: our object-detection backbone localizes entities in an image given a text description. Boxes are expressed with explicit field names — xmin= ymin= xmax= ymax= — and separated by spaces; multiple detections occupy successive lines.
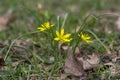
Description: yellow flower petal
xmin=63 ymin=34 xmax=71 ymax=38
xmin=56 ymin=31 xmax=59 ymax=37
xmin=81 ymin=35 xmax=90 ymax=40
xmin=45 ymin=22 xmax=49 ymax=27
xmin=63 ymin=39 xmax=70 ymax=42
xmin=54 ymin=37 xmax=60 ymax=41
xmin=37 ymin=27 xmax=45 ymax=31
xmin=61 ymin=29 xmax=64 ymax=36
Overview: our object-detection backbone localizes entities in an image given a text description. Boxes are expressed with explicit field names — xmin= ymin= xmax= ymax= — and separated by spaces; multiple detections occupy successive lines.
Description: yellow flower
xmin=78 ymin=33 xmax=93 ymax=43
xmin=54 ymin=29 xmax=72 ymax=43
xmin=37 ymin=22 xmax=54 ymax=31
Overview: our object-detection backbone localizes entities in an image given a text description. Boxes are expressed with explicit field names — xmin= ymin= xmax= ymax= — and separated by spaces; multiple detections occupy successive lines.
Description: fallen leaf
xmin=77 ymin=53 xmax=100 ymax=70
xmin=64 ymin=47 xmax=85 ymax=77
xmin=77 ymin=57 xmax=92 ymax=70
xmin=87 ymin=53 xmax=100 ymax=65
xmin=14 ymin=39 xmax=31 ymax=48
xmin=14 ymin=39 xmax=31 ymax=58
xmin=0 ymin=9 xmax=13 ymax=31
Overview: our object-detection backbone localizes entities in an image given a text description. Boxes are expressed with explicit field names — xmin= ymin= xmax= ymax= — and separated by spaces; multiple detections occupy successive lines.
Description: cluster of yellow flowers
xmin=38 ymin=22 xmax=93 ymax=43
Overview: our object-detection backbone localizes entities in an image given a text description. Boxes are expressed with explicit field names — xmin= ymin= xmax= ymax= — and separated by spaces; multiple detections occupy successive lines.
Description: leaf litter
xmin=0 ymin=9 xmax=14 ymax=32
xmin=60 ymin=44 xmax=120 ymax=80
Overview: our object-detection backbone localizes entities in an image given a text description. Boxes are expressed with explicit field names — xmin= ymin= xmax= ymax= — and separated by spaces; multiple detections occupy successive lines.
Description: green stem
xmin=61 ymin=13 xmax=68 ymax=29
xmin=73 ymin=37 xmax=80 ymax=54
xmin=32 ymin=51 xmax=39 ymax=70
xmin=72 ymin=15 xmax=91 ymax=54
xmin=78 ymin=14 xmax=91 ymax=33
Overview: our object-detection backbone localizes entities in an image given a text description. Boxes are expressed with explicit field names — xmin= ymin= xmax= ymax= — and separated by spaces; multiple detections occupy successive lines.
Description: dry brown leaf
xmin=87 ymin=53 xmax=100 ymax=65
xmin=104 ymin=52 xmax=119 ymax=62
xmin=64 ymin=47 xmax=85 ymax=77
xmin=14 ymin=39 xmax=31 ymax=48
xmin=77 ymin=53 xmax=100 ymax=70
xmin=75 ymin=47 xmax=81 ymax=55
xmin=61 ymin=44 xmax=101 ymax=79
xmin=77 ymin=57 xmax=92 ymax=70
xmin=14 ymin=39 xmax=31 ymax=58
xmin=0 ymin=9 xmax=13 ymax=31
